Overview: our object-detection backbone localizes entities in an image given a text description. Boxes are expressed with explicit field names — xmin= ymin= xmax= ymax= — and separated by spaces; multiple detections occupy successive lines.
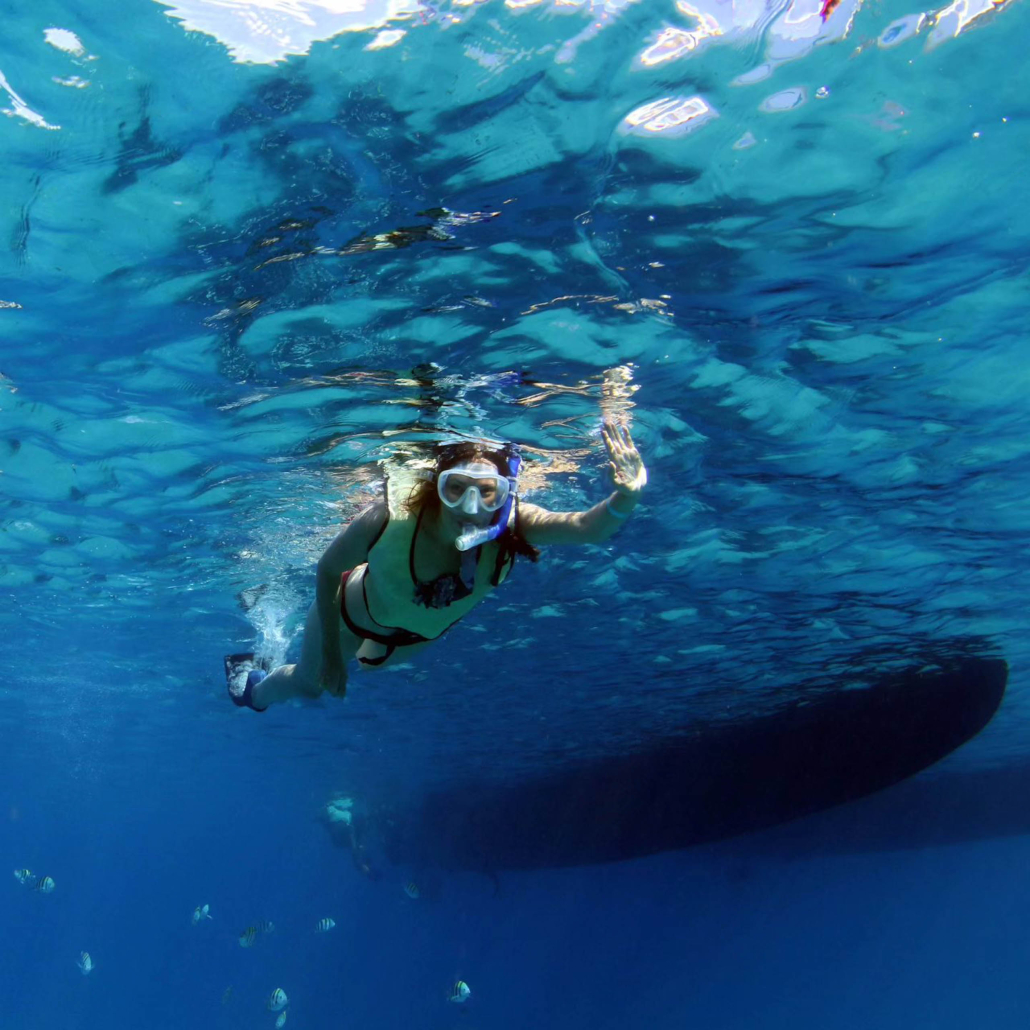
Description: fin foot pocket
xmin=225 ymin=653 xmax=270 ymax=711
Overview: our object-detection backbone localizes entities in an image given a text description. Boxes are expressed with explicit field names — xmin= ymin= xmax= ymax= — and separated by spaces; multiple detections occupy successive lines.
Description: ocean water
xmin=2 ymin=0 xmax=1030 ymax=1026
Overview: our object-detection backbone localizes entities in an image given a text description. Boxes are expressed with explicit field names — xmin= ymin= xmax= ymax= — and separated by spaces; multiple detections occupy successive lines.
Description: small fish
xmin=35 ymin=875 xmax=55 ymax=894
xmin=221 ymin=985 xmax=233 ymax=1006
xmin=450 ymin=980 xmax=471 ymax=1004
xmin=77 ymin=951 xmax=93 ymax=975
xmin=257 ymin=919 xmax=274 ymax=934
xmin=268 ymin=987 xmax=289 ymax=1012
xmin=315 ymin=917 xmax=335 ymax=933
xmin=238 ymin=926 xmax=257 ymax=948
xmin=276 ymin=1010 xmax=288 ymax=1029
xmin=403 ymin=881 xmax=420 ymax=900
xmin=191 ymin=904 xmax=212 ymax=925
xmin=13 ymin=868 xmax=32 ymax=884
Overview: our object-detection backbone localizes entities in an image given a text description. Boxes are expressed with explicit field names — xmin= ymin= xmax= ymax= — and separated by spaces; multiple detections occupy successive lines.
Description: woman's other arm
xmin=316 ymin=502 xmax=387 ymax=692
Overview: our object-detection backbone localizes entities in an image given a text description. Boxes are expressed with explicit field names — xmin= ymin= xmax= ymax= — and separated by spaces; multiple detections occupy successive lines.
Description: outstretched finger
xmin=603 ymin=422 xmax=625 ymax=453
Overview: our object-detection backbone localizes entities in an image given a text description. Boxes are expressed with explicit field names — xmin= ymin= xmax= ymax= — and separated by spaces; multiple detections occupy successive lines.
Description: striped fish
xmin=268 ymin=987 xmax=288 ymax=1012
xmin=315 ymin=917 xmax=336 ymax=933
xmin=238 ymin=926 xmax=257 ymax=948
xmin=35 ymin=875 xmax=55 ymax=894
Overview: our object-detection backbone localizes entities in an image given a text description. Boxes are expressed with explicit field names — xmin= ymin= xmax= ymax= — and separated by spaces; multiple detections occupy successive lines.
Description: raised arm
xmin=316 ymin=501 xmax=387 ymax=692
xmin=520 ymin=421 xmax=647 ymax=547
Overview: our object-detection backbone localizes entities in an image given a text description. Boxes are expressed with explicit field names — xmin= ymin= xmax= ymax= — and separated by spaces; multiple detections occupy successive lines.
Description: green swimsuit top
xmin=362 ymin=502 xmax=516 ymax=640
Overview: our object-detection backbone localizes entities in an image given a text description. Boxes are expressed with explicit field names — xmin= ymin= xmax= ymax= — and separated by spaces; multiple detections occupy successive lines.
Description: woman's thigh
xmin=292 ymin=601 xmax=324 ymax=678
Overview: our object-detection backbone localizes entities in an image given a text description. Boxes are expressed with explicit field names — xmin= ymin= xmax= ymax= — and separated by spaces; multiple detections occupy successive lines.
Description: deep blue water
xmin=2 ymin=0 xmax=1030 ymax=1026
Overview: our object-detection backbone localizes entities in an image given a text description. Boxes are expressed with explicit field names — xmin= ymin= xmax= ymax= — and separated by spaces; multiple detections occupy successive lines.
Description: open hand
xmin=602 ymin=420 xmax=647 ymax=498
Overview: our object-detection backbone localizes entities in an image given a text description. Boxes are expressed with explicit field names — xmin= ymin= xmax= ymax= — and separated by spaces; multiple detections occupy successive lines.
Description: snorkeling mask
xmin=434 ymin=445 xmax=522 ymax=552
xmin=437 ymin=463 xmax=511 ymax=515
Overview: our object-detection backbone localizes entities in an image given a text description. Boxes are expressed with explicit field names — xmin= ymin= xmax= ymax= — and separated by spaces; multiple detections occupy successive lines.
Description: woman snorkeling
xmin=226 ymin=421 xmax=647 ymax=710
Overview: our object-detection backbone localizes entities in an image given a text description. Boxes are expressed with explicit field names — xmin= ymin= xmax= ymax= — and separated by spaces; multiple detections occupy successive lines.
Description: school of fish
xmin=13 ymin=869 xmax=469 ymax=1018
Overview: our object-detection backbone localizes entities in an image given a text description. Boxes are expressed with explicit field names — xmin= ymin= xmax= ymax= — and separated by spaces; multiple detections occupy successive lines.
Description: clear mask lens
xmin=437 ymin=464 xmax=510 ymax=513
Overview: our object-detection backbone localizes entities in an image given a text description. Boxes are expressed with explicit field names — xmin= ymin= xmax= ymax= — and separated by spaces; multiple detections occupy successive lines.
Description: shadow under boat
xmin=344 ymin=651 xmax=1009 ymax=872
xmin=711 ymin=748 xmax=1030 ymax=859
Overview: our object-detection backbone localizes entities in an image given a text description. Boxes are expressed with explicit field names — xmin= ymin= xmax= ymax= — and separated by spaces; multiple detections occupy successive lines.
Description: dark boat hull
xmin=375 ymin=654 xmax=1007 ymax=870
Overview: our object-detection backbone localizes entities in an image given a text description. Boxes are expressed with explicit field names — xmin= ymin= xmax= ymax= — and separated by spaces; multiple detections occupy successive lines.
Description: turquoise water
xmin=2 ymin=0 xmax=1030 ymax=1026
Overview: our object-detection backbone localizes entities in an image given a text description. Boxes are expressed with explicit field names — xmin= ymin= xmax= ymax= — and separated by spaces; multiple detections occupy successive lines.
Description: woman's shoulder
xmin=361 ymin=497 xmax=416 ymax=562
xmin=354 ymin=499 xmax=389 ymax=530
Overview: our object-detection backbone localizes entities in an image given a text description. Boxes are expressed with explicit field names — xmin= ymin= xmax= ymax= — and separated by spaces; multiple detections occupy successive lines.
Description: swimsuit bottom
xmin=340 ymin=568 xmax=439 ymax=667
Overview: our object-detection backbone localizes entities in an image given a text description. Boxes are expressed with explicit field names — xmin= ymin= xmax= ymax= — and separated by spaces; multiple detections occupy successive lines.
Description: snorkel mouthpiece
xmin=455 ymin=524 xmax=490 ymax=552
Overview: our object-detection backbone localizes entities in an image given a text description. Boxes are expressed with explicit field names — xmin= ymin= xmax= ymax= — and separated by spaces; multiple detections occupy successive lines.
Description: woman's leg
xmin=251 ymin=599 xmax=363 ymax=708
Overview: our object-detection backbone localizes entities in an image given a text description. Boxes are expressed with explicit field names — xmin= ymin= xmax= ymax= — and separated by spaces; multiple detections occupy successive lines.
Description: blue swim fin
xmin=224 ymin=653 xmax=270 ymax=712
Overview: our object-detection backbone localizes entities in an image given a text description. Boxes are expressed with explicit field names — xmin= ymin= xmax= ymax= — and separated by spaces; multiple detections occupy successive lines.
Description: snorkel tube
xmin=454 ymin=444 xmax=521 ymax=552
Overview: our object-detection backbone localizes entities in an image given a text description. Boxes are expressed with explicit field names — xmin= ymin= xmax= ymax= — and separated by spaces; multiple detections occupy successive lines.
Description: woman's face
xmin=436 ymin=460 xmax=506 ymax=528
